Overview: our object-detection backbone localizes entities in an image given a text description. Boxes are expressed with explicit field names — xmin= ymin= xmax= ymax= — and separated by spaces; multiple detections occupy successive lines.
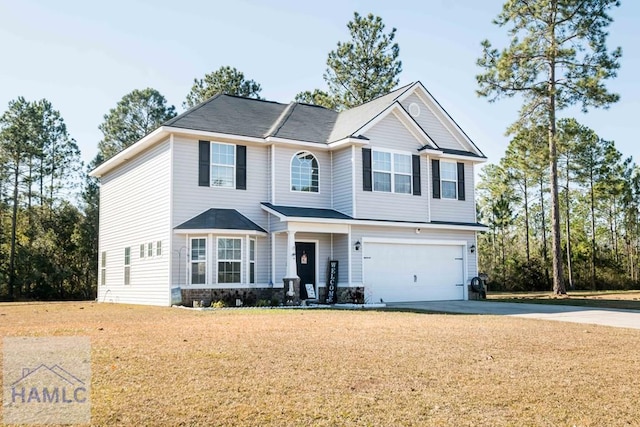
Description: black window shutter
xmin=362 ymin=148 xmax=372 ymax=192
xmin=198 ymin=140 xmax=210 ymax=187
xmin=431 ymin=159 xmax=440 ymax=199
xmin=412 ymin=155 xmax=421 ymax=196
xmin=236 ymin=145 xmax=247 ymax=190
xmin=457 ymin=162 xmax=465 ymax=201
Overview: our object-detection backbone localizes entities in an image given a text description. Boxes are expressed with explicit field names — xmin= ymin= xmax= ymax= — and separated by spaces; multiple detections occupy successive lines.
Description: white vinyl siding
xmin=331 ymin=148 xmax=353 ymax=216
xmin=431 ymin=161 xmax=476 ymax=223
xmin=401 ymin=93 xmax=473 ymax=152
xmin=273 ymin=146 xmax=331 ymax=208
xmin=97 ymin=139 xmax=171 ymax=306
xmin=355 ymin=115 xmax=428 ymax=222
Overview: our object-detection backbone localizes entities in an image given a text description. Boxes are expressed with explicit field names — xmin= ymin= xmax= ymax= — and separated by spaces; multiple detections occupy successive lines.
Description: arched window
xmin=291 ymin=152 xmax=319 ymax=192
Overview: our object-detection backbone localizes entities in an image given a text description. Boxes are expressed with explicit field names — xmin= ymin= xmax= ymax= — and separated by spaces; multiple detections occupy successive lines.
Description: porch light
xmin=354 ymin=241 xmax=361 ymax=251
xmin=469 ymin=244 xmax=476 ymax=253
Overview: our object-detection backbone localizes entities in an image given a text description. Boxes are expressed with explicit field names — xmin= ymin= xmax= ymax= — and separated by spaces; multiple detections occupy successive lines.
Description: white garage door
xmin=363 ymin=242 xmax=465 ymax=302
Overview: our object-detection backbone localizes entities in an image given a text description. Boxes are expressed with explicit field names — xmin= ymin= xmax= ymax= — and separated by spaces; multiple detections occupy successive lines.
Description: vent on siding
xmin=408 ymin=103 xmax=421 ymax=118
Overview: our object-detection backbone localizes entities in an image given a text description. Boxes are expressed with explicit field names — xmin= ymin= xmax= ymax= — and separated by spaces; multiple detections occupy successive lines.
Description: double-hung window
xmin=393 ymin=154 xmax=412 ymax=194
xmin=372 ymin=150 xmax=412 ymax=194
xmin=101 ymin=251 xmax=106 ymax=286
xmin=218 ymin=238 xmax=241 ymax=284
xmin=211 ymin=143 xmax=235 ymax=188
xmin=191 ymin=238 xmax=206 ymax=285
xmin=249 ymin=238 xmax=256 ymax=284
xmin=124 ymin=247 xmax=131 ymax=285
xmin=441 ymin=161 xmax=458 ymax=199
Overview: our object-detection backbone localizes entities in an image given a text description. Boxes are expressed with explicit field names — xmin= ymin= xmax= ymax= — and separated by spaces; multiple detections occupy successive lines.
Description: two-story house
xmin=90 ymin=82 xmax=487 ymax=307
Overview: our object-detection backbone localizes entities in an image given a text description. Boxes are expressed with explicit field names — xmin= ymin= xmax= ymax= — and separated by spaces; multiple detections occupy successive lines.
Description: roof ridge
xmin=264 ymin=102 xmax=297 ymax=138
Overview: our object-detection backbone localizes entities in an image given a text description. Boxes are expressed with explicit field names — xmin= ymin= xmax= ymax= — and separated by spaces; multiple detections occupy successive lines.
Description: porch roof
xmin=261 ymin=203 xmax=353 ymax=220
xmin=174 ymin=209 xmax=267 ymax=234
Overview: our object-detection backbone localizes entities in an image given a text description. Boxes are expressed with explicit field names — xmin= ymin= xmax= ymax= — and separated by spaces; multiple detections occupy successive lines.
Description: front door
xmin=296 ymin=242 xmax=316 ymax=299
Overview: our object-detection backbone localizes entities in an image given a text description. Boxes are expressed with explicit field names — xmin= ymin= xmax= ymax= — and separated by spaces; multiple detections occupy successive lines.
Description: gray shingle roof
xmin=175 ymin=209 xmax=266 ymax=232
xmin=327 ymin=83 xmax=414 ymax=142
xmin=161 ymin=84 xmax=482 ymax=157
xmin=164 ymin=95 xmax=287 ymax=139
xmin=262 ymin=203 xmax=353 ymax=220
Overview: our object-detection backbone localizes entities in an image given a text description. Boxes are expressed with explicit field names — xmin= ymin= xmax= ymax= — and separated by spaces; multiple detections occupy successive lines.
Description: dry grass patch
xmin=489 ymin=290 xmax=640 ymax=310
xmin=1 ymin=302 xmax=640 ymax=426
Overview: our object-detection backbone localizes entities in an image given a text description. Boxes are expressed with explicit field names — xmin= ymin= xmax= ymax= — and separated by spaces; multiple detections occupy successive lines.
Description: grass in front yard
xmin=488 ymin=290 xmax=640 ymax=310
xmin=1 ymin=302 xmax=640 ymax=426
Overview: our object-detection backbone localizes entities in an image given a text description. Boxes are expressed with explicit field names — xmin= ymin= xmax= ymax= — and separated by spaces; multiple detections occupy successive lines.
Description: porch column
xmin=283 ymin=231 xmax=300 ymax=304
xmin=285 ymin=231 xmax=298 ymax=279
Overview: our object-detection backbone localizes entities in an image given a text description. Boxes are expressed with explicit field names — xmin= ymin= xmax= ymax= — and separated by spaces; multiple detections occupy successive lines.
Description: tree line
xmin=0 ymin=12 xmax=400 ymax=301
xmin=475 ymin=0 xmax=628 ymax=292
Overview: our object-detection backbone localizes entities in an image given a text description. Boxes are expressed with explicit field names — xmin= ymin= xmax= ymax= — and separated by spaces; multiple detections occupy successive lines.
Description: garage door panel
xmin=363 ymin=242 xmax=465 ymax=302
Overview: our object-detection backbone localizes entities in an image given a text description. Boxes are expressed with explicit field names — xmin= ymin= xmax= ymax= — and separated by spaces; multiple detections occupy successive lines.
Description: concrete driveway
xmin=386 ymin=300 xmax=640 ymax=330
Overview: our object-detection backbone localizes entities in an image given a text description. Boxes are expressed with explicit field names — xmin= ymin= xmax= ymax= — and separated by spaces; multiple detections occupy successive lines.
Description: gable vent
xmin=408 ymin=102 xmax=421 ymax=118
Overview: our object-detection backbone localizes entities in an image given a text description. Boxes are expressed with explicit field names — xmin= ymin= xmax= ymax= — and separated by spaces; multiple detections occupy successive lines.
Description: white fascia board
xmin=261 ymin=205 xmax=287 ymax=220
xmin=89 ymin=127 xmax=169 ymax=177
xmin=262 ymin=202 xmax=487 ymax=232
xmin=287 ymin=222 xmax=350 ymax=234
xmin=434 ymin=152 xmax=488 ymax=164
xmin=327 ymin=137 xmax=369 ymax=150
xmin=264 ymin=136 xmax=329 ymax=150
xmin=351 ymin=219 xmax=488 ymax=232
xmin=173 ymin=229 xmax=267 ymax=236
xmin=362 ymin=237 xmax=468 ymax=246
xmin=166 ymin=127 xmax=266 ymax=144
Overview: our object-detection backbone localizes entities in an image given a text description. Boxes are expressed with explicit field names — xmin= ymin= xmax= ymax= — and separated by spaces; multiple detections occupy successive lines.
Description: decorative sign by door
xmin=325 ymin=260 xmax=338 ymax=304
xmin=305 ymin=283 xmax=316 ymax=299
xmin=301 ymin=252 xmax=308 ymax=265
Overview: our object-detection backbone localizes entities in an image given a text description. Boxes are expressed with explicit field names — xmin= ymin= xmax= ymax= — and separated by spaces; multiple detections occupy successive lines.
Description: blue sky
xmin=1 ymin=0 xmax=637 ymax=169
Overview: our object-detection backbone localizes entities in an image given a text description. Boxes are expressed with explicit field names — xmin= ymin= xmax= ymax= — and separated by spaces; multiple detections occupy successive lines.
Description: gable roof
xmin=175 ymin=209 xmax=266 ymax=233
xmin=327 ymin=83 xmax=414 ymax=142
xmin=90 ymin=82 xmax=486 ymax=178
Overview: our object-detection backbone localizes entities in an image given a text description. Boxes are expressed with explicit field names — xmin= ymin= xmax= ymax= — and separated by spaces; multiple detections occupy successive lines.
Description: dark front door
xmin=296 ymin=242 xmax=316 ymax=299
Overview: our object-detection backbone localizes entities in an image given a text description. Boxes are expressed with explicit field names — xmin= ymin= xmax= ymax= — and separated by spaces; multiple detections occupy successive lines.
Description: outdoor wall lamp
xmin=354 ymin=241 xmax=361 ymax=251
xmin=469 ymin=244 xmax=476 ymax=253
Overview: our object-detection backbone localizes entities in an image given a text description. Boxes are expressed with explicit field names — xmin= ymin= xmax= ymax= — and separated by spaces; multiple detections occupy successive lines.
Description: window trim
xmin=210 ymin=141 xmax=236 ymax=188
xmin=147 ymin=242 xmax=153 ymax=258
xmin=124 ymin=247 xmax=131 ymax=286
xmin=100 ymin=251 xmax=106 ymax=286
xmin=217 ymin=237 xmax=242 ymax=284
xmin=440 ymin=160 xmax=458 ymax=199
xmin=249 ymin=238 xmax=256 ymax=284
xmin=290 ymin=151 xmax=319 ymax=193
xmin=139 ymin=244 xmax=145 ymax=259
xmin=371 ymin=149 xmax=412 ymax=195
xmin=156 ymin=240 xmax=162 ymax=257
xmin=190 ymin=237 xmax=207 ymax=285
